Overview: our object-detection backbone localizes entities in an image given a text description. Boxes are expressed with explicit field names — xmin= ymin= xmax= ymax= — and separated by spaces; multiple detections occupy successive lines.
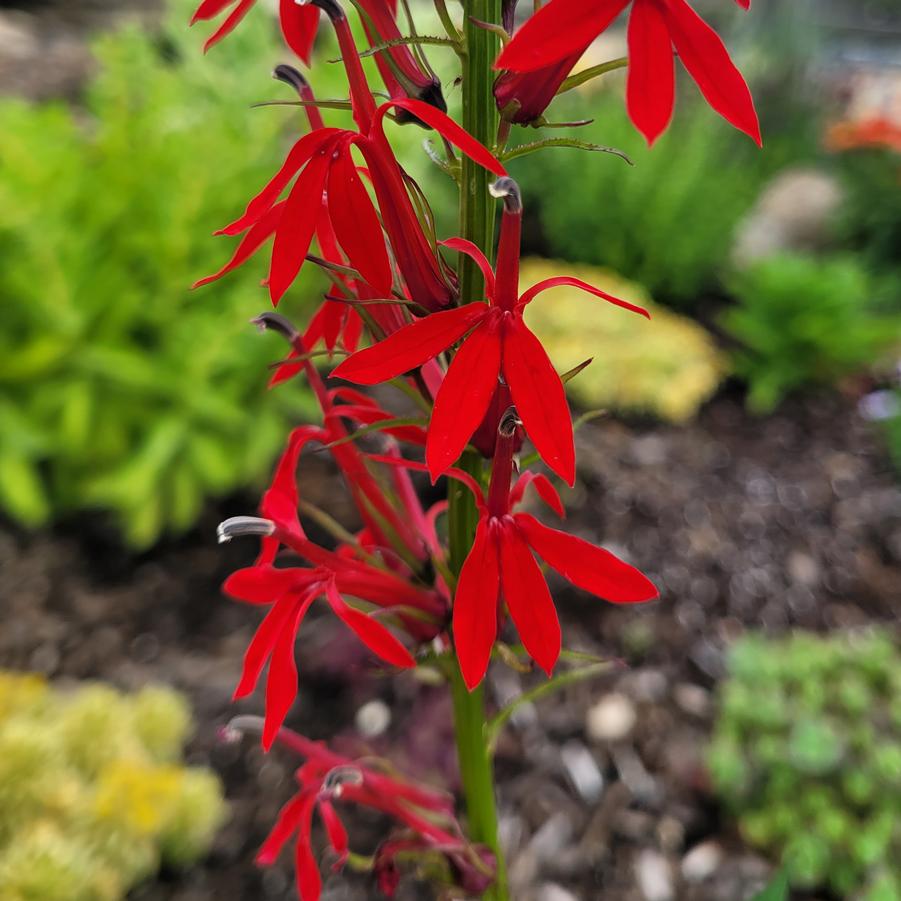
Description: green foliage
xmin=511 ymin=86 xmax=798 ymax=310
xmin=710 ymin=631 xmax=901 ymax=898
xmin=521 ymin=259 xmax=726 ymax=422
xmin=0 ymin=0 xmax=322 ymax=546
xmin=0 ymin=672 xmax=226 ymax=901
xmin=721 ymin=254 xmax=901 ymax=413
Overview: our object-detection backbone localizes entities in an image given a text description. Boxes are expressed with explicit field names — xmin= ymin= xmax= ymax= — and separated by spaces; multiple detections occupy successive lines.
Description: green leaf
xmin=0 ymin=453 xmax=50 ymax=526
xmin=503 ymin=137 xmax=632 ymax=165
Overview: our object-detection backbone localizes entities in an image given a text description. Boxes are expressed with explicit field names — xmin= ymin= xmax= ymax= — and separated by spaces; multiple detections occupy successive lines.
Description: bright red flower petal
xmin=279 ymin=0 xmax=320 ymax=65
xmin=377 ymin=100 xmax=508 ymax=177
xmin=197 ymin=0 xmax=255 ymax=51
xmin=219 ymin=129 xmax=340 ymax=237
xmin=502 ymin=316 xmax=575 ymax=486
xmin=439 ymin=238 xmax=496 ymax=300
xmin=294 ymin=793 xmax=322 ymax=901
xmin=498 ymin=521 xmax=561 ymax=676
xmin=224 ymin=565 xmax=316 ymax=604
xmin=256 ymin=794 xmax=307 ymax=866
xmin=331 ymin=304 xmax=487 ymax=385
xmin=516 ymin=512 xmax=659 ymax=603
xmin=495 ymin=0 xmax=629 ymax=72
xmin=510 ymin=472 xmax=565 ymax=518
xmin=518 ymin=276 xmax=650 ymax=318
xmin=327 ymin=144 xmax=393 ymax=295
xmin=627 ymin=0 xmax=676 ymax=146
xmin=426 ymin=316 xmax=502 ymax=482
xmin=234 ymin=596 xmax=297 ymax=702
xmin=324 ymin=582 xmax=416 ymax=669
xmin=318 ymin=800 xmax=349 ymax=866
xmin=660 ymin=0 xmax=761 ymax=145
xmin=269 ymin=147 xmax=333 ymax=305
xmin=193 ymin=201 xmax=284 ymax=289
xmin=453 ymin=518 xmax=500 ymax=690
xmin=264 ymin=596 xmax=313 ymax=749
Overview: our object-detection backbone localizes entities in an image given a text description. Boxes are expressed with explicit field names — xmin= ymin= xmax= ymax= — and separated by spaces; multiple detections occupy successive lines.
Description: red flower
xmin=191 ymin=0 xmax=320 ymax=61
xmin=495 ymin=0 xmax=760 ymax=145
xmin=241 ymin=724 xmax=480 ymax=900
xmin=195 ymin=3 xmax=505 ymax=308
xmin=332 ymin=178 xmax=648 ymax=486
xmin=371 ymin=429 xmax=658 ymax=689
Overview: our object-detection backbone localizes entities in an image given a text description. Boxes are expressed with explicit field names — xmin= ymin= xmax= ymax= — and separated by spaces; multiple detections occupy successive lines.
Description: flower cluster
xmin=192 ymin=0 xmax=757 ymax=896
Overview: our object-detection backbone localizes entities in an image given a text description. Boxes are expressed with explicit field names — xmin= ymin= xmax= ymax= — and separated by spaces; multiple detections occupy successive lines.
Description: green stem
xmin=448 ymin=1 xmax=508 ymax=897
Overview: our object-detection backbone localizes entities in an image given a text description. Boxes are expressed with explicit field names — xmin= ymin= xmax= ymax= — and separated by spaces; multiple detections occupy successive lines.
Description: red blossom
xmin=332 ymin=178 xmax=648 ymax=485
xmin=495 ymin=0 xmax=760 ymax=145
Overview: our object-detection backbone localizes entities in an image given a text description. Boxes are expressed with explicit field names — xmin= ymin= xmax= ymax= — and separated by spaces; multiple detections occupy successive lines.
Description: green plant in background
xmin=0 ymin=0 xmax=327 ymax=547
xmin=709 ymin=631 xmax=901 ymax=900
xmin=721 ymin=253 xmax=901 ymax=413
xmin=512 ymin=85 xmax=798 ymax=311
xmin=0 ymin=672 xmax=226 ymax=901
xmin=522 ymin=259 xmax=726 ymax=423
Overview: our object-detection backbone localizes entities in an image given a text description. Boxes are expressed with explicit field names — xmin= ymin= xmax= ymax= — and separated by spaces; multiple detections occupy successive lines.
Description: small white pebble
xmin=636 ymin=850 xmax=675 ymax=901
xmin=586 ymin=693 xmax=637 ymax=743
xmin=355 ymin=699 xmax=391 ymax=738
xmin=681 ymin=841 xmax=723 ymax=883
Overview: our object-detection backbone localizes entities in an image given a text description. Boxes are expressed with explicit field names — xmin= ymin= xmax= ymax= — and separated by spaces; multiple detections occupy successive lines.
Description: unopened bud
xmin=273 ymin=64 xmax=311 ymax=96
xmin=251 ymin=311 xmax=300 ymax=343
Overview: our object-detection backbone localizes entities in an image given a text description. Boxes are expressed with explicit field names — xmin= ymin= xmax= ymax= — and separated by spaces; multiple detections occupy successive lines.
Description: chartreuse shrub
xmin=722 ymin=254 xmax=901 ymax=413
xmin=0 ymin=0 xmax=323 ymax=547
xmin=709 ymin=631 xmax=901 ymax=899
xmin=522 ymin=259 xmax=726 ymax=423
xmin=0 ymin=672 xmax=226 ymax=901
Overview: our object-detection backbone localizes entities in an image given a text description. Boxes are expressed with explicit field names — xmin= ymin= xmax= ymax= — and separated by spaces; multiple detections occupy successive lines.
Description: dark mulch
xmin=1 ymin=391 xmax=899 ymax=901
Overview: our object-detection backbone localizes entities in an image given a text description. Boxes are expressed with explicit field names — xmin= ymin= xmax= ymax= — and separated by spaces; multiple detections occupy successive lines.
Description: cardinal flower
xmin=231 ymin=721 xmax=486 ymax=901
xmin=371 ymin=418 xmax=659 ymax=689
xmin=495 ymin=0 xmax=759 ymax=145
xmin=191 ymin=0 xmax=320 ymax=60
xmin=332 ymin=178 xmax=649 ymax=485
xmin=195 ymin=1 xmax=505 ymax=308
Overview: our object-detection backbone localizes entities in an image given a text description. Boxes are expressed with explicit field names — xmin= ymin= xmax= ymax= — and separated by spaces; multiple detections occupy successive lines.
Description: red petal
xmin=328 ymin=144 xmax=393 ymax=295
xmin=516 ymin=512 xmax=659 ymax=603
xmin=509 ymin=472 xmax=565 ymax=518
xmin=502 ymin=317 xmax=575 ymax=486
xmin=735 ymin=0 xmax=750 ymax=8
xmin=324 ymin=582 xmax=415 ymax=668
xmin=233 ymin=595 xmax=297 ymax=701
xmin=496 ymin=0 xmax=629 ymax=72
xmin=191 ymin=0 xmax=234 ymax=24
xmin=294 ymin=794 xmax=323 ymax=901
xmin=263 ymin=595 xmax=314 ymax=749
xmin=518 ymin=276 xmax=650 ymax=318
xmin=377 ymin=100 xmax=507 ymax=177
xmin=261 ymin=426 xmax=327 ymax=532
xmin=224 ymin=565 xmax=315 ymax=604
xmin=660 ymin=0 xmax=761 ymax=145
xmin=331 ymin=304 xmax=487 ymax=385
xmin=200 ymin=0 xmax=255 ymax=50
xmin=220 ymin=129 xmax=340 ymax=236
xmin=439 ymin=238 xmax=496 ymax=300
xmin=194 ymin=201 xmax=284 ymax=289
xmin=498 ymin=521 xmax=561 ymax=676
xmin=279 ymin=0 xmax=320 ymax=65
xmin=452 ymin=518 xmax=500 ymax=690
xmin=426 ymin=317 xmax=502 ymax=482
xmin=318 ymin=800 xmax=349 ymax=866
xmin=627 ymin=0 xmax=675 ymax=146
xmin=365 ymin=453 xmax=486 ymax=506
xmin=269 ymin=149 xmax=332 ymax=305
xmin=256 ymin=794 xmax=306 ymax=866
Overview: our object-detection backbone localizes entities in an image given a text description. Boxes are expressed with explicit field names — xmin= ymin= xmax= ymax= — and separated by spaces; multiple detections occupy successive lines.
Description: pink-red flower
xmin=373 ymin=430 xmax=658 ymax=689
xmin=332 ymin=178 xmax=649 ymax=486
xmin=195 ymin=2 xmax=505 ymax=308
xmin=243 ymin=724 xmax=488 ymax=900
xmin=495 ymin=0 xmax=760 ymax=145
xmin=191 ymin=0 xmax=320 ymax=60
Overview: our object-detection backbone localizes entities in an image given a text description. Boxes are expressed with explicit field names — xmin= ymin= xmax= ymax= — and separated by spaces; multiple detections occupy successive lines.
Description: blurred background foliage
xmin=0 ymin=672 xmax=226 ymax=900
xmin=709 ymin=631 xmax=901 ymax=900
xmin=0 ymin=0 xmax=325 ymax=547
